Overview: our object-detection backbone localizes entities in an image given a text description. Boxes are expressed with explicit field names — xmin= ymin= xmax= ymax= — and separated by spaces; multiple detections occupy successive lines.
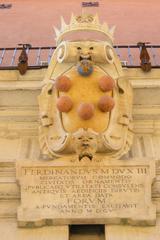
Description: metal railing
xmin=0 ymin=45 xmax=160 ymax=69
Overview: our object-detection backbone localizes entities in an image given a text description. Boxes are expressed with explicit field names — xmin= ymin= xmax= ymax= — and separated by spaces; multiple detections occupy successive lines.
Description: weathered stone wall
xmin=0 ymin=68 xmax=160 ymax=239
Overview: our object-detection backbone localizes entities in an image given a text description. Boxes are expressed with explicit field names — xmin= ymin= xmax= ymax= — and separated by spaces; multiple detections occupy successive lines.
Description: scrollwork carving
xmin=38 ymin=14 xmax=134 ymax=160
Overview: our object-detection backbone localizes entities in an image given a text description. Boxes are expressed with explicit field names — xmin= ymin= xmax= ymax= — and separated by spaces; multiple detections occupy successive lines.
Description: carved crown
xmin=54 ymin=13 xmax=115 ymax=45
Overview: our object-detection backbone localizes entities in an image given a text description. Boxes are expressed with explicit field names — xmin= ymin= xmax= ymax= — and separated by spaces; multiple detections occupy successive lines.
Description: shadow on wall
xmin=70 ymin=225 xmax=105 ymax=240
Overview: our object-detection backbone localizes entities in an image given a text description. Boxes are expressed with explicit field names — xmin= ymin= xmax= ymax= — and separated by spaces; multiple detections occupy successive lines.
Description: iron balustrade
xmin=0 ymin=45 xmax=160 ymax=69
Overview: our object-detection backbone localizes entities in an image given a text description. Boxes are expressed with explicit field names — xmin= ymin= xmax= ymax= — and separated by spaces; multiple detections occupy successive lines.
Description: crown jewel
xmin=54 ymin=13 xmax=115 ymax=45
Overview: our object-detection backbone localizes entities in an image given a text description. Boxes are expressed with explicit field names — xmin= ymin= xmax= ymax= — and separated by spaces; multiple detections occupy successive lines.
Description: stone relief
xmin=16 ymin=13 xmax=156 ymax=229
xmin=72 ymin=128 xmax=98 ymax=160
xmin=38 ymin=13 xmax=133 ymax=160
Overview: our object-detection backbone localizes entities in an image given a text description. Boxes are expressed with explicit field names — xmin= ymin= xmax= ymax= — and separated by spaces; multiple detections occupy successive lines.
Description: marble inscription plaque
xmin=16 ymin=157 xmax=156 ymax=227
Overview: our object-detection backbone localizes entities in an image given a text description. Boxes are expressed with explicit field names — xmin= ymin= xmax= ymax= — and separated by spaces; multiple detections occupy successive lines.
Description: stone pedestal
xmin=16 ymin=156 xmax=156 ymax=227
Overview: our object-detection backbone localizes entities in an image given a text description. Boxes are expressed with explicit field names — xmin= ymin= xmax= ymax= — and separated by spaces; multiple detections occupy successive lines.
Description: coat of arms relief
xmin=16 ymin=14 xmax=156 ymax=228
xmin=38 ymin=13 xmax=133 ymax=160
